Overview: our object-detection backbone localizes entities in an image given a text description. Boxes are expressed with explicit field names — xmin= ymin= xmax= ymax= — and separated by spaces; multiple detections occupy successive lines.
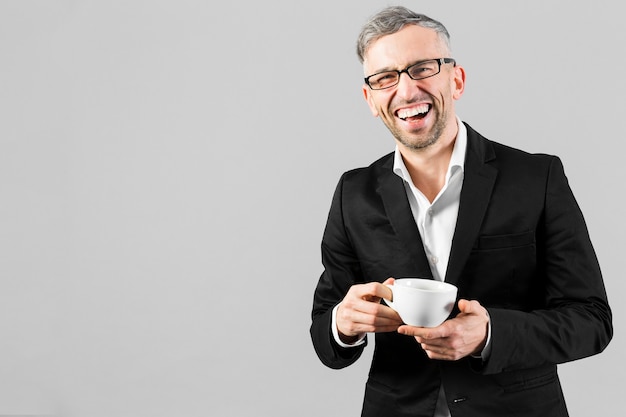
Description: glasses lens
xmin=408 ymin=60 xmax=439 ymax=80
xmin=368 ymin=72 xmax=399 ymax=90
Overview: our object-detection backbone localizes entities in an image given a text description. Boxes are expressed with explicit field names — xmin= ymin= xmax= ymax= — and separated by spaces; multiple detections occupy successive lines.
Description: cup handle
xmin=383 ymin=284 xmax=394 ymax=309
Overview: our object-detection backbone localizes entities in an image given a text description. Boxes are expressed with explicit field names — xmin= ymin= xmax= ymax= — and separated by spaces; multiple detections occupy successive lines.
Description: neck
xmin=398 ymin=127 xmax=457 ymax=203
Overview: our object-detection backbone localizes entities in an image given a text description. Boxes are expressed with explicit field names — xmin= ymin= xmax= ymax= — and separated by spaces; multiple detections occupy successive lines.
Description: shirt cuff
xmin=471 ymin=310 xmax=492 ymax=360
xmin=331 ymin=304 xmax=367 ymax=348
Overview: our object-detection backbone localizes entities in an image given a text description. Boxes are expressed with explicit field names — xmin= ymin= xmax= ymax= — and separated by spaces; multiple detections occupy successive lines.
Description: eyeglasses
xmin=364 ymin=58 xmax=456 ymax=90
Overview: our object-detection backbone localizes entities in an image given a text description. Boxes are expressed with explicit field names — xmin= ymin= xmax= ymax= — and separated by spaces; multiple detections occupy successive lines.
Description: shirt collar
xmin=393 ymin=116 xmax=467 ymax=183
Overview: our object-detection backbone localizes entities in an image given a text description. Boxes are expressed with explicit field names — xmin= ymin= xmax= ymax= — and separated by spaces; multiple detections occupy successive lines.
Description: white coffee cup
xmin=384 ymin=278 xmax=458 ymax=327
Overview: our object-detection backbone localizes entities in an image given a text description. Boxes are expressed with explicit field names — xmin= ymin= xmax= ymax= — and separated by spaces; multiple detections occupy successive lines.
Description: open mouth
xmin=396 ymin=104 xmax=431 ymax=121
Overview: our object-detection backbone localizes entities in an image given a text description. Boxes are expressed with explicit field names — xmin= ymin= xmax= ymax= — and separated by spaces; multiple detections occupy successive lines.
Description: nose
xmin=395 ymin=71 xmax=420 ymax=99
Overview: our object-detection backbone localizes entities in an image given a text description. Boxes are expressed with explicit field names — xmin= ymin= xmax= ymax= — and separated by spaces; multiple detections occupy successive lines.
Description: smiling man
xmin=363 ymin=24 xmax=459 ymax=155
xmin=310 ymin=6 xmax=612 ymax=417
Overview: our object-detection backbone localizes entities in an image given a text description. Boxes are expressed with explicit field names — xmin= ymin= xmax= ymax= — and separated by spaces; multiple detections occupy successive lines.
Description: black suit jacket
xmin=310 ymin=123 xmax=612 ymax=417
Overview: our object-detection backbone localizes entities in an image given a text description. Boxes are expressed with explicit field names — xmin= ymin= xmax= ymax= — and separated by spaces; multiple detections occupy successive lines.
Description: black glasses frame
xmin=364 ymin=58 xmax=456 ymax=90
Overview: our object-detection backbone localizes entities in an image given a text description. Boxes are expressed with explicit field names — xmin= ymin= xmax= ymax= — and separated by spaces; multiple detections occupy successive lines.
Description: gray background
xmin=0 ymin=1 xmax=623 ymax=416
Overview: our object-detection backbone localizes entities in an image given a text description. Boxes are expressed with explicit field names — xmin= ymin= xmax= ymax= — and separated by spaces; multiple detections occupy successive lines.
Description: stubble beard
xmin=388 ymin=107 xmax=448 ymax=151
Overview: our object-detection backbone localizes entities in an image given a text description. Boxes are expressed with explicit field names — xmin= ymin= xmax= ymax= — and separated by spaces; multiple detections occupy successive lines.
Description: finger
xmin=350 ymin=282 xmax=392 ymax=303
xmin=397 ymin=323 xmax=450 ymax=339
xmin=350 ymin=305 xmax=403 ymax=325
xmin=373 ymin=281 xmax=394 ymax=301
xmin=347 ymin=312 xmax=403 ymax=333
xmin=338 ymin=299 xmax=403 ymax=334
xmin=420 ymin=339 xmax=466 ymax=361
xmin=336 ymin=307 xmax=375 ymax=336
xmin=397 ymin=325 xmax=425 ymax=337
xmin=416 ymin=337 xmax=449 ymax=358
xmin=350 ymin=296 xmax=400 ymax=319
xmin=418 ymin=337 xmax=449 ymax=350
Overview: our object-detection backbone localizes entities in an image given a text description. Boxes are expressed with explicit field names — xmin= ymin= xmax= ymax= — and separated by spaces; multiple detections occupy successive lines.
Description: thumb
xmin=457 ymin=299 xmax=475 ymax=314
xmin=379 ymin=277 xmax=395 ymax=301
xmin=382 ymin=277 xmax=395 ymax=286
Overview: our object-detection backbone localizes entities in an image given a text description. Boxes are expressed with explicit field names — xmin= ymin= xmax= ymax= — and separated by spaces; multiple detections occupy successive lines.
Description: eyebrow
xmin=368 ymin=59 xmax=431 ymax=76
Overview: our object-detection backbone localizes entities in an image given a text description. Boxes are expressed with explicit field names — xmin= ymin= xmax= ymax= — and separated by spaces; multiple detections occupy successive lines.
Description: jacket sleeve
xmin=310 ymin=173 xmax=368 ymax=369
xmin=482 ymin=156 xmax=613 ymax=374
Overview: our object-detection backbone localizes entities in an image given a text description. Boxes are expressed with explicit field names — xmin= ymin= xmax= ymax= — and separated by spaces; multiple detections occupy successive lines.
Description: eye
xmin=378 ymin=73 xmax=396 ymax=81
xmin=408 ymin=61 xmax=438 ymax=78
xmin=369 ymin=72 xmax=398 ymax=88
xmin=373 ymin=72 xmax=396 ymax=82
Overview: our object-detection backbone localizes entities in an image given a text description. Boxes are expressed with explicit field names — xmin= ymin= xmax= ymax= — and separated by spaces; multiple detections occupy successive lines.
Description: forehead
xmin=363 ymin=25 xmax=445 ymax=73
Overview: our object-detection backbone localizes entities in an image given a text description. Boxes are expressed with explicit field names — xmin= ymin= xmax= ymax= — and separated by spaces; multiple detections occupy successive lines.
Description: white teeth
xmin=398 ymin=104 xmax=429 ymax=119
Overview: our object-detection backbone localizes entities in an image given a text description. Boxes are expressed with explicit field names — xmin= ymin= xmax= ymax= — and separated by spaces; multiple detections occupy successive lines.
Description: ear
xmin=362 ymin=84 xmax=379 ymax=117
xmin=452 ymin=65 xmax=466 ymax=100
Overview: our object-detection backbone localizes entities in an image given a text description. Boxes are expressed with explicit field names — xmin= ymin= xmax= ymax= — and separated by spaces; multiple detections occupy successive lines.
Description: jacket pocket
xmin=491 ymin=366 xmax=568 ymax=417
xmin=473 ymin=230 xmax=535 ymax=251
xmin=495 ymin=366 xmax=558 ymax=393
xmin=463 ymin=231 xmax=538 ymax=307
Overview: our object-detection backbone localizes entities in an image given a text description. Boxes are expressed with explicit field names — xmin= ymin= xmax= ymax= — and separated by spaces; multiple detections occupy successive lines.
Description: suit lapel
xmin=445 ymin=125 xmax=498 ymax=286
xmin=376 ymin=159 xmax=434 ymax=279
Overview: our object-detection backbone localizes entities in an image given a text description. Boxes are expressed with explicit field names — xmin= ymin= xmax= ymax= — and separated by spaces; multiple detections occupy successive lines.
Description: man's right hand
xmin=336 ymin=277 xmax=403 ymax=343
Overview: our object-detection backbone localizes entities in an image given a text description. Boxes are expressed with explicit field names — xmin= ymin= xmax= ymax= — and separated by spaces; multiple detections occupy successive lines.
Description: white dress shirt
xmin=331 ymin=118 xmax=490 ymax=416
xmin=393 ymin=119 xmax=466 ymax=283
xmin=392 ymin=119 xmax=466 ymax=417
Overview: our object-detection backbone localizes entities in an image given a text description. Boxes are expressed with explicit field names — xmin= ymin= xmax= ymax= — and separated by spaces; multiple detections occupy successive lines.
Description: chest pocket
xmin=473 ymin=230 xmax=536 ymax=250
xmin=462 ymin=230 xmax=538 ymax=307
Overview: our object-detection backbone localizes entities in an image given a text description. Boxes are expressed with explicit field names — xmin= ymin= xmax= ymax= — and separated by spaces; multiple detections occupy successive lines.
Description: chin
xmin=397 ymin=133 xmax=438 ymax=150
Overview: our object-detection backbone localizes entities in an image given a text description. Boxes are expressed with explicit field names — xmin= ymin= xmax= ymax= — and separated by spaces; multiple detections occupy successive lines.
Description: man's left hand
xmin=397 ymin=299 xmax=489 ymax=361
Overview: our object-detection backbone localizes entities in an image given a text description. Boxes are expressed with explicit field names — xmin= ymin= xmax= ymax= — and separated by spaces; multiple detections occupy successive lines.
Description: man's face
xmin=362 ymin=25 xmax=465 ymax=151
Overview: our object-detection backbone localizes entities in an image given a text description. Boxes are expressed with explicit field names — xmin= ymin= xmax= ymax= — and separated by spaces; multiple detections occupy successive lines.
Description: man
xmin=310 ymin=6 xmax=612 ymax=417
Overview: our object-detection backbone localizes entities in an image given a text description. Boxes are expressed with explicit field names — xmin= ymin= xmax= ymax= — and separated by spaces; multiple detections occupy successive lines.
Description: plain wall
xmin=0 ymin=1 xmax=623 ymax=415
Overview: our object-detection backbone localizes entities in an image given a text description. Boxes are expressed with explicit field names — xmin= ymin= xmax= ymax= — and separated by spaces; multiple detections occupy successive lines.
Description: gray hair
xmin=356 ymin=6 xmax=452 ymax=64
